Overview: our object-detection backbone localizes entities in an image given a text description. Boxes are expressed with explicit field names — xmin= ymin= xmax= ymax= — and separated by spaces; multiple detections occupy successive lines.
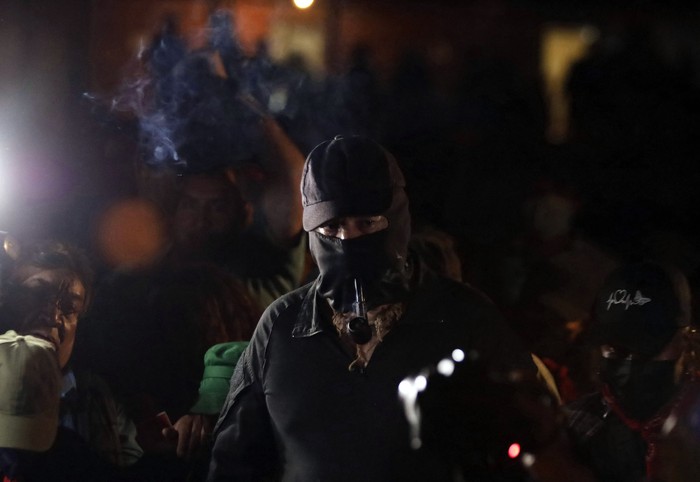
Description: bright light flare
xmin=293 ymin=0 xmax=314 ymax=9
xmin=0 ymin=147 xmax=14 ymax=213
xmin=437 ymin=358 xmax=455 ymax=376
xmin=507 ymin=443 xmax=521 ymax=459
xmin=521 ymin=453 xmax=536 ymax=468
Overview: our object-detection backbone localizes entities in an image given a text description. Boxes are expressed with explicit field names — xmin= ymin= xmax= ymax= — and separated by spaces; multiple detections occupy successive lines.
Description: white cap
xmin=0 ymin=330 xmax=61 ymax=451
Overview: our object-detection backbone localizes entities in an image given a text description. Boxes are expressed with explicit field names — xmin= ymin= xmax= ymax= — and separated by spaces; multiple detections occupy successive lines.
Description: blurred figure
xmin=409 ymin=224 xmax=463 ymax=283
xmin=78 ymin=262 xmax=261 ymax=460
xmin=163 ymin=113 xmax=308 ymax=311
xmin=130 ymin=16 xmax=309 ymax=312
xmin=0 ymin=239 xmax=143 ymax=468
xmin=162 ymin=341 xmax=249 ymax=481
xmin=409 ymin=224 xmax=562 ymax=403
xmin=496 ymin=179 xmax=618 ymax=403
xmin=399 ymin=352 xmax=595 ymax=482
xmin=564 ymin=261 xmax=695 ymax=482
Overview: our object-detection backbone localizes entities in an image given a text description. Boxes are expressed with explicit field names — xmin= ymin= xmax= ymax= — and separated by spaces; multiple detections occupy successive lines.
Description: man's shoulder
xmin=259 ymin=282 xmax=314 ymax=324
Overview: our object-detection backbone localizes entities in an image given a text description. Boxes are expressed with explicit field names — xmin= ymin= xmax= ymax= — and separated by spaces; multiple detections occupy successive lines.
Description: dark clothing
xmin=75 ymin=228 xmax=306 ymax=425
xmin=208 ymin=271 xmax=534 ymax=481
xmin=60 ymin=369 xmax=142 ymax=467
xmin=564 ymin=386 xmax=691 ymax=482
xmin=0 ymin=428 xmax=120 ymax=482
xmin=565 ymin=392 xmax=647 ymax=482
xmin=0 ymin=428 xmax=191 ymax=482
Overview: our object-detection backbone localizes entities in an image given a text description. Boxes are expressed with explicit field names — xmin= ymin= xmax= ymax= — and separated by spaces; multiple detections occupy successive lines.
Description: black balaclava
xmin=301 ymin=136 xmax=411 ymax=313
xmin=599 ymin=356 xmax=679 ymax=420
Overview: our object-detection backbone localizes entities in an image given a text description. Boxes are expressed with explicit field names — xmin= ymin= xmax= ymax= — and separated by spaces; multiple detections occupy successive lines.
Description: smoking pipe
xmin=347 ymin=278 xmax=372 ymax=345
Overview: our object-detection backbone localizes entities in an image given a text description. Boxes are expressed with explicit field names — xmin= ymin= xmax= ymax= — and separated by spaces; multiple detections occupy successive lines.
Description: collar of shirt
xmin=61 ymin=369 xmax=77 ymax=399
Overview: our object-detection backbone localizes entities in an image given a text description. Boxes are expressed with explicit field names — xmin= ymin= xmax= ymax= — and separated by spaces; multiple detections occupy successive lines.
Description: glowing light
xmin=521 ymin=453 xmax=536 ymax=468
xmin=398 ymin=379 xmax=414 ymax=397
xmin=410 ymin=437 xmax=422 ymax=449
xmin=662 ymin=414 xmax=678 ymax=435
xmin=414 ymin=375 xmax=427 ymax=391
xmin=437 ymin=359 xmax=455 ymax=376
xmin=507 ymin=443 xmax=521 ymax=459
xmin=293 ymin=0 xmax=314 ymax=9
xmin=452 ymin=349 xmax=465 ymax=362
xmin=0 ymin=146 xmax=17 ymax=215
xmin=97 ymin=198 xmax=167 ymax=269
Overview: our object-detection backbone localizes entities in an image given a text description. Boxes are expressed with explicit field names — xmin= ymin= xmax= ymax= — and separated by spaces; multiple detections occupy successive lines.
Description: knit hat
xmin=190 ymin=341 xmax=249 ymax=415
xmin=301 ymin=135 xmax=406 ymax=232
xmin=0 ymin=330 xmax=61 ymax=451
xmin=591 ymin=262 xmax=691 ymax=356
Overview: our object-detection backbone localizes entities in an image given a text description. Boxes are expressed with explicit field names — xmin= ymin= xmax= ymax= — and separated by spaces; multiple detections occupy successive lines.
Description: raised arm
xmin=248 ymin=115 xmax=305 ymax=247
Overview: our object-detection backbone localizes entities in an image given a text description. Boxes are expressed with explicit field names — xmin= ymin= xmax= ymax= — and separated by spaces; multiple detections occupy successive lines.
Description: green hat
xmin=190 ymin=341 xmax=249 ymax=415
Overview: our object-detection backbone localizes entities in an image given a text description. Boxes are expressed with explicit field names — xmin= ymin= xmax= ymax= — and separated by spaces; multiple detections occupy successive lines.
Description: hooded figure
xmin=208 ymin=135 xmax=535 ymax=482
xmin=301 ymin=135 xmax=412 ymax=315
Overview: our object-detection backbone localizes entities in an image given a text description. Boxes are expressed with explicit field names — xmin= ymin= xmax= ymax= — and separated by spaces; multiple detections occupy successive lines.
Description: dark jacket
xmin=565 ymin=392 xmax=646 ymax=482
xmin=208 ymin=272 xmax=534 ymax=482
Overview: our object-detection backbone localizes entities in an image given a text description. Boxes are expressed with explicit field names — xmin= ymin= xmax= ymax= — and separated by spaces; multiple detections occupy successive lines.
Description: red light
xmin=507 ymin=443 xmax=521 ymax=459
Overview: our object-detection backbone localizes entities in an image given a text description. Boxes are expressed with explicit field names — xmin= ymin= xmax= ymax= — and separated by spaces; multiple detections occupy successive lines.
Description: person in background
xmin=399 ymin=350 xmax=595 ymax=482
xmin=0 ymin=331 xmax=62 ymax=482
xmin=0 ymin=239 xmax=143 ymax=469
xmin=409 ymin=224 xmax=562 ymax=404
xmin=564 ymin=261 xmax=696 ymax=482
xmin=164 ymin=114 xmax=309 ymax=312
xmin=208 ymin=135 xmax=535 ymax=481
xmin=162 ymin=341 xmax=250 ymax=481
xmin=80 ymin=262 xmax=260 ymax=465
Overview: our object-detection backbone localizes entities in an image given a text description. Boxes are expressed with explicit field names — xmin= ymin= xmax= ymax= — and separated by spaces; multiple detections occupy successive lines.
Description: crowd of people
xmin=2 ymin=10 xmax=700 ymax=482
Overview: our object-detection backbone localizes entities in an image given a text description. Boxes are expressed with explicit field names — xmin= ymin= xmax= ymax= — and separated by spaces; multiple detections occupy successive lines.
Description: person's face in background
xmin=11 ymin=266 xmax=86 ymax=369
xmin=172 ymin=174 xmax=247 ymax=257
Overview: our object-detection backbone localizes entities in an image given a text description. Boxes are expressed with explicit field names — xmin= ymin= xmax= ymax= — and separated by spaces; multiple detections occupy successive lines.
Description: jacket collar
xmin=291 ymin=271 xmax=446 ymax=338
xmin=292 ymin=279 xmax=332 ymax=338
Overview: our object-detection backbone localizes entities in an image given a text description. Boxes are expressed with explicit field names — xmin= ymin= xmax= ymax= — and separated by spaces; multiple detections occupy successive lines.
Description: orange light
xmin=507 ymin=443 xmax=521 ymax=459
xmin=97 ymin=198 xmax=167 ymax=269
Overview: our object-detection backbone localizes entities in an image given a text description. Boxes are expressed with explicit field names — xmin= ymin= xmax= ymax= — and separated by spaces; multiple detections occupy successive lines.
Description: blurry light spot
xmin=508 ymin=370 xmax=524 ymax=382
xmin=97 ymin=198 xmax=167 ymax=270
xmin=508 ymin=443 xmax=521 ymax=459
xmin=437 ymin=359 xmax=455 ymax=376
xmin=268 ymin=88 xmax=289 ymax=113
xmin=521 ymin=453 xmax=536 ymax=468
xmin=410 ymin=437 xmax=422 ymax=449
xmin=398 ymin=379 xmax=415 ymax=397
xmin=414 ymin=375 xmax=428 ymax=392
xmin=293 ymin=0 xmax=314 ymax=9
xmin=452 ymin=349 xmax=465 ymax=362
xmin=154 ymin=146 xmax=168 ymax=161
xmin=662 ymin=414 xmax=678 ymax=435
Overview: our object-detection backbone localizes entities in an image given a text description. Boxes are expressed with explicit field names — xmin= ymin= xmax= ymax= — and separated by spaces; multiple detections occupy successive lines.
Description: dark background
xmin=2 ymin=0 xmax=700 ymax=282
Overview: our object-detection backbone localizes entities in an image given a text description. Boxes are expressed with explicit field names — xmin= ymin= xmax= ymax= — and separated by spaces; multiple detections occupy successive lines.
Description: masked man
xmin=564 ymin=261 xmax=695 ymax=482
xmin=207 ymin=135 xmax=534 ymax=481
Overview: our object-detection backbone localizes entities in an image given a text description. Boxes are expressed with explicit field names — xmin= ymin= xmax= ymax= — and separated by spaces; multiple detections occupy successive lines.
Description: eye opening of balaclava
xmin=301 ymin=135 xmax=412 ymax=314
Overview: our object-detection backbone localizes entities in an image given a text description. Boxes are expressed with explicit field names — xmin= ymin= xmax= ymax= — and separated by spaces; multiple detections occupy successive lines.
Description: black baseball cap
xmin=301 ymin=135 xmax=405 ymax=232
xmin=591 ymin=262 xmax=690 ymax=356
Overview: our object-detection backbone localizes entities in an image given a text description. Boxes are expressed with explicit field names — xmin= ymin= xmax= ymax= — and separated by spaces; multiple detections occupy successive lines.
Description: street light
xmin=293 ymin=0 xmax=314 ymax=9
